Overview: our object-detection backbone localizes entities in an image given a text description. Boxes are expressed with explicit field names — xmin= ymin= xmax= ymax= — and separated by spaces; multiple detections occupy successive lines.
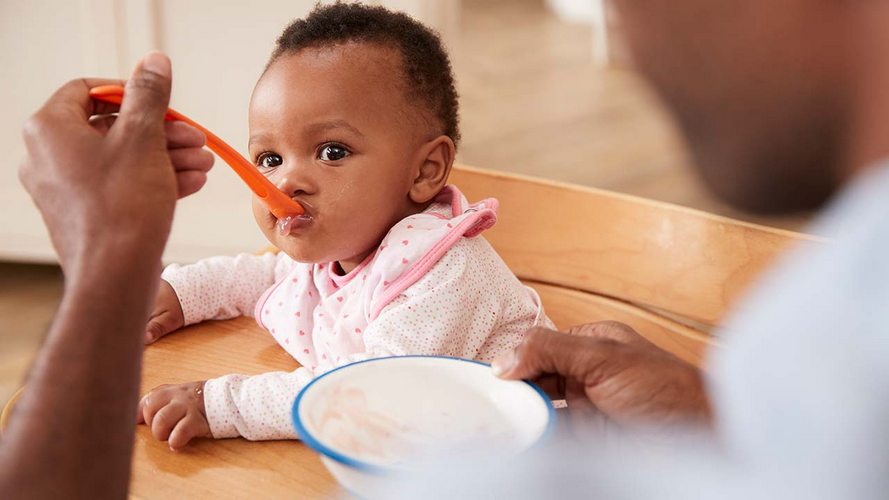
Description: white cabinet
xmin=0 ymin=0 xmax=458 ymax=265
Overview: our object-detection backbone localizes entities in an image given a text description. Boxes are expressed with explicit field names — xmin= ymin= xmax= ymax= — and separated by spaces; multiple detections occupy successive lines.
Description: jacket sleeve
xmin=201 ymin=238 xmax=550 ymax=441
xmin=161 ymin=252 xmax=294 ymax=325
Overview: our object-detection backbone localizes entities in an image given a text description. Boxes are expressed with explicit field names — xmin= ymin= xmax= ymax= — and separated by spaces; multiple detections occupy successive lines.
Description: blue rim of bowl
xmin=292 ymin=355 xmax=557 ymax=475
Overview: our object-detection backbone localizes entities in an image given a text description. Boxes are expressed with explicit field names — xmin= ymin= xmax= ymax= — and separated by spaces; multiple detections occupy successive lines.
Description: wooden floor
xmin=0 ymin=262 xmax=62 ymax=406
xmin=0 ymin=0 xmax=811 ymax=410
xmin=455 ymin=0 xmax=810 ymax=232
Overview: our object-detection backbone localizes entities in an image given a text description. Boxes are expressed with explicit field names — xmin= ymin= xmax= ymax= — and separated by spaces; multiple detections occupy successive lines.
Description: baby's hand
xmin=146 ymin=279 xmax=184 ymax=344
xmin=137 ymin=381 xmax=212 ymax=451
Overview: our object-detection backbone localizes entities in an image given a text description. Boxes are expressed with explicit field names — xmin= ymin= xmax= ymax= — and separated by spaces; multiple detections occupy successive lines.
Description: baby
xmin=138 ymin=3 xmax=553 ymax=450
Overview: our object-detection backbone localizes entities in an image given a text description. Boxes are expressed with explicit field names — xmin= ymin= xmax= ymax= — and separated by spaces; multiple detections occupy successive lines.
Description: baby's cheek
xmin=250 ymin=196 xmax=266 ymax=222
xmin=251 ymin=199 xmax=278 ymax=231
xmin=274 ymin=225 xmax=336 ymax=264
xmin=250 ymin=199 xmax=278 ymax=244
xmin=333 ymin=213 xmax=392 ymax=255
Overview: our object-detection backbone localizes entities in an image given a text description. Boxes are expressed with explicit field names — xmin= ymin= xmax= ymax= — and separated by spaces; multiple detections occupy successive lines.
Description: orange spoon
xmin=89 ymin=85 xmax=304 ymax=220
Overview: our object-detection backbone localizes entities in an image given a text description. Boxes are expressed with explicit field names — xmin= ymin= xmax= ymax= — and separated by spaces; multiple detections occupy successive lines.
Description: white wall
xmin=0 ymin=0 xmax=458 ymax=265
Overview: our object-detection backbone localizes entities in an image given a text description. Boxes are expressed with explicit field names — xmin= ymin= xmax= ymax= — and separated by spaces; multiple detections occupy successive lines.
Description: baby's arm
xmin=163 ymin=251 xmax=292 ymax=324
xmin=188 ymin=239 xmax=547 ymax=443
xmin=146 ymin=252 xmax=293 ymax=343
xmin=202 ymin=370 xmax=314 ymax=440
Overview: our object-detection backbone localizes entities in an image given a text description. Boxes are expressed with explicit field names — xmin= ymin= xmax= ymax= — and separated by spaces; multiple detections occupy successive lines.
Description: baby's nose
xmin=272 ymin=165 xmax=309 ymax=197
xmin=275 ymin=176 xmax=297 ymax=196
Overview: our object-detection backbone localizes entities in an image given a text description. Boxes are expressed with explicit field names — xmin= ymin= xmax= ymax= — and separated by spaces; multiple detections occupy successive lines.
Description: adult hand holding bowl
xmin=292 ymin=356 xmax=555 ymax=497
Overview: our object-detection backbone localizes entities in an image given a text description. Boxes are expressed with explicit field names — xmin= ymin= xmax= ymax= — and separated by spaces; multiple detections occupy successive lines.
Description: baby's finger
xmin=151 ymin=404 xmax=187 ymax=443
xmin=168 ymin=148 xmax=214 ymax=173
xmin=136 ymin=393 xmax=148 ymax=424
xmin=145 ymin=311 xmax=178 ymax=344
xmin=140 ymin=387 xmax=169 ymax=427
xmin=168 ymin=414 xmax=210 ymax=451
xmin=145 ymin=318 xmax=165 ymax=344
xmin=165 ymin=120 xmax=206 ymax=149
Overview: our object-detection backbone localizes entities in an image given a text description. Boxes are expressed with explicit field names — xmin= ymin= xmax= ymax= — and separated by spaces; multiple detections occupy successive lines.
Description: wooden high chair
xmin=1 ymin=165 xmax=817 ymax=499
xmin=449 ymin=165 xmax=819 ymax=365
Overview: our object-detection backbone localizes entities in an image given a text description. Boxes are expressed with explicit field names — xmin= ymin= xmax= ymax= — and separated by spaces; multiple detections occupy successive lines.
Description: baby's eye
xmin=257 ymin=153 xmax=283 ymax=169
xmin=319 ymin=144 xmax=350 ymax=162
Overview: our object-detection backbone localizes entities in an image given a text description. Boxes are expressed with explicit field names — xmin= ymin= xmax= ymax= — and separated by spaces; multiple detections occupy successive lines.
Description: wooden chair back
xmin=448 ymin=165 xmax=818 ymax=365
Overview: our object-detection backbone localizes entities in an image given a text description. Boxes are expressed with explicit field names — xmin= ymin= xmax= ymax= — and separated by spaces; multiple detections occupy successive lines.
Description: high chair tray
xmin=131 ymin=317 xmax=338 ymax=499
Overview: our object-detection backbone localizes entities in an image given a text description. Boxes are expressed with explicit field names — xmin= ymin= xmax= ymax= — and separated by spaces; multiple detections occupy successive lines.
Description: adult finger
xmin=175 ymin=170 xmax=209 ymax=199
xmin=115 ymin=51 xmax=172 ymax=138
xmin=532 ymin=373 xmax=565 ymax=401
xmin=21 ymin=78 xmax=125 ymax=154
xmin=492 ymin=327 xmax=619 ymax=383
xmin=90 ymin=110 xmax=206 ymax=142
xmin=565 ymin=321 xmax=651 ymax=348
xmin=89 ymin=114 xmax=117 ymax=136
xmin=33 ymin=78 xmax=126 ymax=124
xmin=563 ymin=378 xmax=614 ymax=440
xmin=151 ymin=404 xmax=187 ymax=442
xmin=165 ymin=121 xmax=207 ymax=149
xmin=168 ymin=148 xmax=214 ymax=174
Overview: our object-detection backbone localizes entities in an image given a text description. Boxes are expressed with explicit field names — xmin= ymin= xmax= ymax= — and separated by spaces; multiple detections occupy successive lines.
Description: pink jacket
xmin=162 ymin=186 xmax=552 ymax=440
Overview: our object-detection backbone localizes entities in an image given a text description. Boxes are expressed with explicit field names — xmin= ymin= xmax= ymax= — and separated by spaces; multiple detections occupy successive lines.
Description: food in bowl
xmin=293 ymin=356 xmax=555 ymax=496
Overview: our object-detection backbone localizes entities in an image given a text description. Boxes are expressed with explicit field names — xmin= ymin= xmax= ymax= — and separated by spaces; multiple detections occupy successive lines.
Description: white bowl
xmin=292 ymin=355 xmax=555 ymax=497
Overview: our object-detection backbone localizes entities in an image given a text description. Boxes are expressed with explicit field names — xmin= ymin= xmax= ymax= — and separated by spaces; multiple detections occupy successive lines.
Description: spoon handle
xmin=89 ymin=85 xmax=304 ymax=219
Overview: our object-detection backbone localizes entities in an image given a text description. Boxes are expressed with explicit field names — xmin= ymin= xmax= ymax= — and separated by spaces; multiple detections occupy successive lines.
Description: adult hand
xmin=18 ymin=51 xmax=213 ymax=274
xmin=3 ymin=52 xmax=213 ymax=500
xmin=493 ymin=322 xmax=711 ymax=434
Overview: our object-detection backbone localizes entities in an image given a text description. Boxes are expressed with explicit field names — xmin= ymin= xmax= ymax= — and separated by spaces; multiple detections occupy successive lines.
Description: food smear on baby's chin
xmin=277 ymin=214 xmax=312 ymax=236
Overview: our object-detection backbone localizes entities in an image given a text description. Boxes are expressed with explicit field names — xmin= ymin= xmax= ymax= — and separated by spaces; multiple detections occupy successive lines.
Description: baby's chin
xmin=271 ymin=239 xmax=327 ymax=264
xmin=259 ymin=222 xmax=339 ymax=264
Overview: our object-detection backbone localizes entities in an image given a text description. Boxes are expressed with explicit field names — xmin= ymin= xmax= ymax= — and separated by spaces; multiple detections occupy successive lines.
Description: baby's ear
xmin=409 ymin=135 xmax=455 ymax=204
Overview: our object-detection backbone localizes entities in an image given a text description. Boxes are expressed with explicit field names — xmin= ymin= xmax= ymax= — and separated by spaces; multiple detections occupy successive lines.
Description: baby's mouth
xmin=277 ymin=213 xmax=313 ymax=237
xmin=275 ymin=199 xmax=315 ymax=237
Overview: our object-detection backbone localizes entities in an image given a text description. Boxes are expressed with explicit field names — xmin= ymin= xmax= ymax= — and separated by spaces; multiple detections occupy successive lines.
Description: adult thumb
xmin=117 ymin=51 xmax=172 ymax=136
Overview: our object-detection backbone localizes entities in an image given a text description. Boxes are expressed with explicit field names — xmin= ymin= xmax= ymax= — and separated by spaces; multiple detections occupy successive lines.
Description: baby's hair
xmin=269 ymin=1 xmax=460 ymax=148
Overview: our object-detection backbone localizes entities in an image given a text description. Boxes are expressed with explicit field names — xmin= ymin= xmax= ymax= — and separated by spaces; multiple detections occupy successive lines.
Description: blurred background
xmin=0 ymin=0 xmax=808 ymax=405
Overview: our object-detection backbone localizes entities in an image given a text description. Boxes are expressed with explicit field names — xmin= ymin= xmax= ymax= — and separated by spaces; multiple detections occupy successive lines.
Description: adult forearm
xmin=4 ymin=52 xmax=210 ymax=498
xmin=0 ymin=245 xmax=162 ymax=499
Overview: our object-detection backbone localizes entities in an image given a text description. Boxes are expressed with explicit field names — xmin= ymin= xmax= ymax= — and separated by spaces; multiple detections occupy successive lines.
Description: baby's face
xmin=249 ymin=44 xmax=426 ymax=269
